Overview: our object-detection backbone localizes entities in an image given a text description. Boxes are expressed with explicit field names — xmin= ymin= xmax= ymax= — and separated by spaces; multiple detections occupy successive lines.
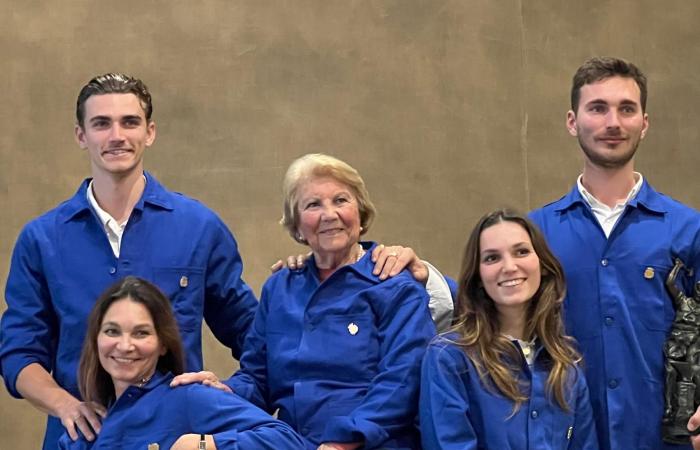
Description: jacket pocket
xmin=153 ymin=266 xmax=205 ymax=331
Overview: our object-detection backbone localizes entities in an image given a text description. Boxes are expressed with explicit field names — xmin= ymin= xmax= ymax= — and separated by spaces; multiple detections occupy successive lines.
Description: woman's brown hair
xmin=78 ymin=276 xmax=185 ymax=406
xmin=450 ymin=208 xmax=580 ymax=412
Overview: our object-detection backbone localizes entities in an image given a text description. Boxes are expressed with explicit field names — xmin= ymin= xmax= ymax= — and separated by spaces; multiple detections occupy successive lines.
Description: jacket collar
xmin=60 ymin=171 xmax=174 ymax=223
xmin=303 ymin=241 xmax=380 ymax=284
xmin=554 ymin=178 xmax=666 ymax=215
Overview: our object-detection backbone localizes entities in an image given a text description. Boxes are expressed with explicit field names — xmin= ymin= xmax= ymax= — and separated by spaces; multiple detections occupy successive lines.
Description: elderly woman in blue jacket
xmin=228 ymin=153 xmax=436 ymax=449
xmin=419 ymin=209 xmax=598 ymax=450
xmin=57 ymin=276 xmax=304 ymax=450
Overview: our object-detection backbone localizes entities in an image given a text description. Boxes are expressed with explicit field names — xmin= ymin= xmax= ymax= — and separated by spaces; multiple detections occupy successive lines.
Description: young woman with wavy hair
xmin=419 ymin=209 xmax=598 ymax=449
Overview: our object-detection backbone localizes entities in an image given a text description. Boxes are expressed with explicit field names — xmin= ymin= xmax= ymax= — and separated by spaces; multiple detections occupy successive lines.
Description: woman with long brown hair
xmin=57 ymin=276 xmax=304 ymax=449
xmin=419 ymin=209 xmax=598 ymax=449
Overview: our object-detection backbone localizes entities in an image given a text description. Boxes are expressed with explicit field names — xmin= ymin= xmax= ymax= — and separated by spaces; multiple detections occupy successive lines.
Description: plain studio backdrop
xmin=2 ymin=1 xmax=699 ymax=446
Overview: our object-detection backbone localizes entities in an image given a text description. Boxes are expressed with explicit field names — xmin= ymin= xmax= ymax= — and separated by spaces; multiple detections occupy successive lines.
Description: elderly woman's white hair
xmin=280 ymin=153 xmax=376 ymax=244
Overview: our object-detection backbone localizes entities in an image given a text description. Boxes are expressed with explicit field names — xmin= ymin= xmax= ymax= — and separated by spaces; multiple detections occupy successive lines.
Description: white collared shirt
xmin=86 ymin=177 xmax=145 ymax=258
xmin=504 ymin=334 xmax=537 ymax=366
xmin=577 ymin=172 xmax=643 ymax=238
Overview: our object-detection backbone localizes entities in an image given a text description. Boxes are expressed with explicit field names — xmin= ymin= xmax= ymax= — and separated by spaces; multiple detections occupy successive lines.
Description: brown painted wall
xmin=2 ymin=1 xmax=699 ymax=446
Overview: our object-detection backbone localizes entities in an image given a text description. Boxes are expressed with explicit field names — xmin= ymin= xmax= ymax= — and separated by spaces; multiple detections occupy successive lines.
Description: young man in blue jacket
xmin=0 ymin=73 xmax=261 ymax=449
xmin=530 ymin=57 xmax=700 ymax=450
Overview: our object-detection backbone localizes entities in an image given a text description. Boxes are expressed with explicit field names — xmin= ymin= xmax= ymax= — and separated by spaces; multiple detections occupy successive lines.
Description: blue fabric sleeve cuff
xmin=212 ymin=430 xmax=239 ymax=449
xmin=321 ymin=417 xmax=388 ymax=448
xmin=1 ymin=356 xmax=43 ymax=398
xmin=225 ymin=377 xmax=254 ymax=402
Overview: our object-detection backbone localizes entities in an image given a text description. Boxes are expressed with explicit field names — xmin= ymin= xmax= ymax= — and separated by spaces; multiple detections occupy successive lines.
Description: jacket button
xmin=608 ymin=379 xmax=619 ymax=389
xmin=530 ymin=410 xmax=538 ymax=419
xmin=109 ymin=267 xmax=117 ymax=274
xmin=604 ymin=316 xmax=614 ymax=326
xmin=601 ymin=259 xmax=609 ymax=267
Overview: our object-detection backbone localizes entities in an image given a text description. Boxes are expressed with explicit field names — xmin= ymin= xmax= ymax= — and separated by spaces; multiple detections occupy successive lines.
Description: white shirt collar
xmin=576 ymin=172 xmax=643 ymax=210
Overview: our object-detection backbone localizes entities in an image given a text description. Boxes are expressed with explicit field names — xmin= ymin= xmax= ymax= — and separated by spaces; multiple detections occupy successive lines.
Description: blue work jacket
xmin=0 ymin=172 xmax=258 ymax=449
xmin=530 ymin=181 xmax=700 ymax=450
xmin=226 ymin=242 xmax=436 ymax=449
xmin=57 ymin=371 xmax=305 ymax=449
xmin=419 ymin=335 xmax=597 ymax=450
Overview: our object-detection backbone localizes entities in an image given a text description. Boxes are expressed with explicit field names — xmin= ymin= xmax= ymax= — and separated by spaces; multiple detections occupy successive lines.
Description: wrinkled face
xmin=97 ymin=298 xmax=164 ymax=399
xmin=75 ymin=93 xmax=156 ymax=180
xmin=567 ymin=76 xmax=649 ymax=170
xmin=296 ymin=176 xmax=362 ymax=260
xmin=479 ymin=221 xmax=541 ymax=317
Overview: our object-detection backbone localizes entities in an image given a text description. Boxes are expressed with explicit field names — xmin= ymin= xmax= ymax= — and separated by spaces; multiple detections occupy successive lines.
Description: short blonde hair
xmin=281 ymin=153 xmax=376 ymax=244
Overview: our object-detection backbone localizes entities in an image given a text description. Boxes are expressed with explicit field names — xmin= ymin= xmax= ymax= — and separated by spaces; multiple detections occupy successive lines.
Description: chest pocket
xmin=153 ymin=267 xmax=205 ymax=331
xmin=627 ymin=263 xmax=674 ymax=332
xmin=309 ymin=313 xmax=377 ymax=371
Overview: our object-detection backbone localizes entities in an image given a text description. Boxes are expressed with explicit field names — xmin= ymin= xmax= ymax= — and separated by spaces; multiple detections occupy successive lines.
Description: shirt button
xmin=601 ymin=259 xmax=609 ymax=267
xmin=608 ymin=379 xmax=619 ymax=389
xmin=605 ymin=316 xmax=614 ymax=326
xmin=109 ymin=267 xmax=117 ymax=274
xmin=530 ymin=410 xmax=538 ymax=419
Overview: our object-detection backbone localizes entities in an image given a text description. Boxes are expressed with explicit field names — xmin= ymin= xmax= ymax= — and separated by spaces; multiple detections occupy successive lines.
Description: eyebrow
xmin=585 ymin=98 xmax=639 ymax=107
xmin=88 ymin=114 xmax=143 ymax=124
xmin=101 ymin=321 xmax=153 ymax=329
xmin=480 ymin=241 xmax=531 ymax=253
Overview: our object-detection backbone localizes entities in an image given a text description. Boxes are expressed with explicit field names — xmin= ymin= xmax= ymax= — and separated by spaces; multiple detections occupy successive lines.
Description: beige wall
xmin=2 ymin=1 xmax=699 ymax=446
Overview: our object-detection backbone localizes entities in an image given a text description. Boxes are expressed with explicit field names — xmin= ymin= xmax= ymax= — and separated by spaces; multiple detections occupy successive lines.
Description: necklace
xmin=136 ymin=373 xmax=154 ymax=388
xmin=355 ymin=243 xmax=366 ymax=262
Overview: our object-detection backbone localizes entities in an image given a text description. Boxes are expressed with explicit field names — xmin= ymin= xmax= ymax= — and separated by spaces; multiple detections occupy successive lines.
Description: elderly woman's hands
xmin=170 ymin=371 xmax=232 ymax=393
xmin=271 ymin=245 xmax=428 ymax=284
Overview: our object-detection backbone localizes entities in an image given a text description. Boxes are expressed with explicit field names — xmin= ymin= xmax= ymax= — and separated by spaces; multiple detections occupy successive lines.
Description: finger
xmin=270 ymin=260 xmax=284 ymax=272
xmin=80 ymin=407 xmax=102 ymax=435
xmin=377 ymin=246 xmax=402 ymax=279
xmin=74 ymin=416 xmax=96 ymax=441
xmin=203 ymin=380 xmax=233 ymax=393
xmin=286 ymin=255 xmax=298 ymax=270
xmin=378 ymin=253 xmax=400 ymax=280
xmin=692 ymin=436 xmax=700 ymax=450
xmin=92 ymin=403 xmax=108 ymax=418
xmin=371 ymin=244 xmax=385 ymax=263
xmin=689 ymin=407 xmax=700 ymax=431
xmin=373 ymin=247 xmax=392 ymax=276
xmin=170 ymin=371 xmax=216 ymax=387
xmin=65 ymin=420 xmax=79 ymax=441
xmin=389 ymin=250 xmax=414 ymax=277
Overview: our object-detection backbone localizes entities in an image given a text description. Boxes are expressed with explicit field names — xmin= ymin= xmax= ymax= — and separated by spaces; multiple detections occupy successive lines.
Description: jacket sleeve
xmin=320 ymin=280 xmax=436 ymax=447
xmin=419 ymin=340 xmax=479 ymax=450
xmin=223 ymin=279 xmax=273 ymax=411
xmin=0 ymin=224 xmax=58 ymax=397
xmin=202 ymin=217 xmax=259 ymax=360
xmin=570 ymin=368 xmax=599 ymax=450
xmin=185 ymin=384 xmax=305 ymax=450
xmin=424 ymin=261 xmax=455 ymax=332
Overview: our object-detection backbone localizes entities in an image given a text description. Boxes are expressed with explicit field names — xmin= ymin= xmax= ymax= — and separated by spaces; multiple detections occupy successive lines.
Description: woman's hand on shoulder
xmin=371 ymin=244 xmax=428 ymax=283
xmin=170 ymin=371 xmax=232 ymax=393
xmin=270 ymin=252 xmax=313 ymax=272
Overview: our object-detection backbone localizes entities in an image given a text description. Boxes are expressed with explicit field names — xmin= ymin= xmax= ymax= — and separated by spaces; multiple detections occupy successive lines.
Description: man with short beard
xmin=530 ymin=57 xmax=700 ymax=450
